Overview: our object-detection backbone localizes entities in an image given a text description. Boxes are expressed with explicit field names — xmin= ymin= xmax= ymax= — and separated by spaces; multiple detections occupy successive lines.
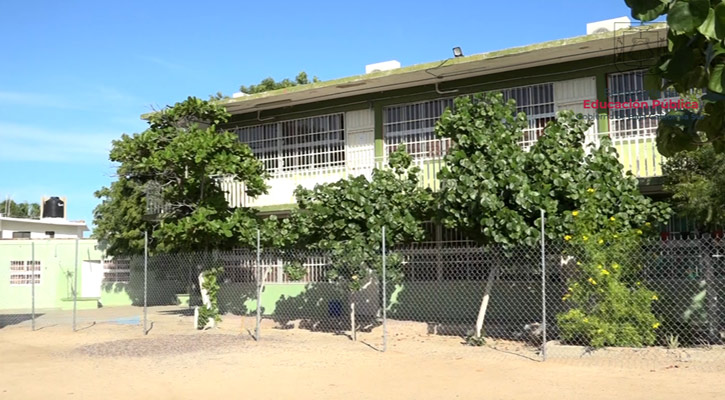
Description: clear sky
xmin=0 ymin=0 xmax=638 ymax=231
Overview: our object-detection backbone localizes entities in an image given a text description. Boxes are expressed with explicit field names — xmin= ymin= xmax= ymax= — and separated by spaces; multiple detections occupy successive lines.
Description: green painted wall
xmin=0 ymin=239 xmax=102 ymax=311
xmin=217 ymin=282 xmax=346 ymax=316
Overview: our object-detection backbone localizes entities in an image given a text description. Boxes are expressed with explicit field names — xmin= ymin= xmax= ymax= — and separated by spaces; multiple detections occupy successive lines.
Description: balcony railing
xmin=222 ymin=130 xmax=666 ymax=209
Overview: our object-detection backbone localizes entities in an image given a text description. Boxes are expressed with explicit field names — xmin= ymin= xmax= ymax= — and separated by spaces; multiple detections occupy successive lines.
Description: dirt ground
xmin=1 ymin=307 xmax=725 ymax=400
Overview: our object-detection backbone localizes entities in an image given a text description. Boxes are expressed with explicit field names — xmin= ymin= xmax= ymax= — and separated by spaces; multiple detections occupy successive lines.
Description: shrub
xmin=197 ymin=266 xmax=223 ymax=329
xmin=557 ymin=230 xmax=660 ymax=348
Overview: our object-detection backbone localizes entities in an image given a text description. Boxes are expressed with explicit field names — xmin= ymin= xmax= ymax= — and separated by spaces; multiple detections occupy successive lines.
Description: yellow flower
xmin=653 ymin=322 xmax=660 ymax=329
xmin=568 ymin=287 xmax=573 ymax=292
xmin=562 ymin=294 xmax=571 ymax=301
xmin=564 ymin=235 xmax=572 ymax=241
xmin=600 ymin=269 xmax=610 ymax=276
xmin=597 ymin=264 xmax=603 ymax=269
xmin=587 ymin=277 xmax=597 ymax=285
xmin=587 ymin=188 xmax=595 ymax=193
xmin=610 ymin=216 xmax=616 ymax=221
xmin=645 ymin=222 xmax=651 ymax=227
xmin=583 ymin=318 xmax=589 ymax=323
xmin=636 ymin=229 xmax=643 ymax=235
xmin=651 ymin=294 xmax=659 ymax=301
xmin=576 ymin=261 xmax=581 ymax=265
xmin=582 ymin=235 xmax=589 ymax=241
xmin=572 ymin=210 xmax=579 ymax=217
xmin=598 ymin=239 xmax=604 ymax=244
xmin=612 ymin=263 xmax=619 ymax=270
xmin=613 ymin=234 xmax=618 ymax=238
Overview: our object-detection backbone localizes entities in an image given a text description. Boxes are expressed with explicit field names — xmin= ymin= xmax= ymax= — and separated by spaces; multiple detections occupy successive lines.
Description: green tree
xmin=93 ymin=97 xmax=269 ymax=255
xmin=240 ymin=71 xmax=320 ymax=94
xmin=290 ymin=146 xmax=434 ymax=339
xmin=663 ymin=144 xmax=725 ymax=230
xmin=436 ymin=92 xmax=670 ymax=338
xmin=662 ymin=144 xmax=725 ymax=342
xmin=624 ymin=0 xmax=725 ymax=154
xmin=0 ymin=199 xmax=40 ymax=219
xmin=208 ymin=91 xmax=229 ymax=101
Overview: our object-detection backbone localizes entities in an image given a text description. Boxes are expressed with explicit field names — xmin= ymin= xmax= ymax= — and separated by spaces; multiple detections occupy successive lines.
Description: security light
xmin=452 ymin=47 xmax=464 ymax=58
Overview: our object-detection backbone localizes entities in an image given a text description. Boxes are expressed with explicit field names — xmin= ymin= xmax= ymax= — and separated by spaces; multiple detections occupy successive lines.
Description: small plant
xmin=465 ymin=335 xmax=486 ymax=347
xmin=666 ymin=334 xmax=680 ymax=350
xmin=283 ymin=260 xmax=307 ymax=281
xmin=197 ymin=266 xmax=223 ymax=329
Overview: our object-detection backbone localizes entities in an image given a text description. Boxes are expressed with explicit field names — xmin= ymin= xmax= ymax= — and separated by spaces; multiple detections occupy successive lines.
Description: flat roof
xmin=0 ymin=216 xmax=89 ymax=230
xmin=211 ymin=23 xmax=667 ymax=116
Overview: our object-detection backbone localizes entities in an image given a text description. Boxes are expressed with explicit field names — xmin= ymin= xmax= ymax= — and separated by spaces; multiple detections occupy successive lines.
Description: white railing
xmin=609 ymin=130 xmax=664 ymax=178
xmin=220 ymin=147 xmax=376 ymax=208
xmin=222 ymin=130 xmax=664 ymax=209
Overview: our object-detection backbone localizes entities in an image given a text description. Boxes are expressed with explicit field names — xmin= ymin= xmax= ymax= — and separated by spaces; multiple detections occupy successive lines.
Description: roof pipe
xmin=435 ymin=81 xmax=459 ymax=95
xmin=257 ymin=110 xmax=274 ymax=122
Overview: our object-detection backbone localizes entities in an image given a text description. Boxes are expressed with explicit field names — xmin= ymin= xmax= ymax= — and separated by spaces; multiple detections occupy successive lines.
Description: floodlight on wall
xmin=452 ymin=47 xmax=464 ymax=58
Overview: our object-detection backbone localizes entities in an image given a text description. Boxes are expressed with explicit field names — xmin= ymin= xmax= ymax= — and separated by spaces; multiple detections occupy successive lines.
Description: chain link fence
xmin=2 ymin=234 xmax=723 ymax=364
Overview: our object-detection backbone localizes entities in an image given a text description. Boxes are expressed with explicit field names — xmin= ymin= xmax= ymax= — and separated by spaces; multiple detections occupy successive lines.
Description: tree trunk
xmin=475 ymin=262 xmax=500 ymax=338
xmin=702 ymin=246 xmax=720 ymax=343
xmin=350 ymin=301 xmax=357 ymax=341
xmin=198 ymin=271 xmax=214 ymax=329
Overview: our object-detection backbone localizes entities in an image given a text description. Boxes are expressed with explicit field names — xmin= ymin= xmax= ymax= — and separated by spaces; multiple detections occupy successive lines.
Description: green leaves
xmin=286 ymin=145 xmax=433 ymax=289
xmin=625 ymin=0 xmax=669 ymax=22
xmin=668 ymin=0 xmax=709 ymax=34
xmin=94 ymin=97 xmax=269 ymax=255
xmin=715 ymin=3 xmax=725 ymax=38
xmin=708 ymin=63 xmax=725 ymax=93
xmin=663 ymin=143 xmax=725 ymax=230
xmin=240 ymin=71 xmax=320 ymax=94
xmin=436 ymin=92 xmax=669 ymax=247
xmin=625 ymin=1 xmax=725 ymax=153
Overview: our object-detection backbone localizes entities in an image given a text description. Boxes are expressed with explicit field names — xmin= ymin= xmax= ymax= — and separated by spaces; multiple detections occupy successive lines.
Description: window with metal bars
xmin=103 ymin=259 xmax=131 ymax=283
xmin=382 ymin=83 xmax=555 ymax=158
xmin=9 ymin=260 xmax=41 ymax=285
xmin=607 ymin=70 xmax=680 ymax=139
xmin=501 ymin=83 xmax=556 ymax=150
xmin=233 ymin=114 xmax=345 ymax=174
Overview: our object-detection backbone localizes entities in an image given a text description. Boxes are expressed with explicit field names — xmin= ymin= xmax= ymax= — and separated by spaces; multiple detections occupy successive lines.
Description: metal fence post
xmin=73 ymin=238 xmax=79 ymax=332
xmin=31 ymin=241 xmax=36 ymax=331
xmin=382 ymin=226 xmax=387 ymax=352
xmin=144 ymin=231 xmax=148 ymax=335
xmin=255 ymin=229 xmax=261 ymax=340
xmin=540 ymin=209 xmax=547 ymax=361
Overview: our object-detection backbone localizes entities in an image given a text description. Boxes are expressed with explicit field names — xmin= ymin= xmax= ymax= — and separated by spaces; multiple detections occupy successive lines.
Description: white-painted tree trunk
xmin=198 ymin=271 xmax=214 ymax=329
xmin=475 ymin=263 xmax=500 ymax=338
xmin=350 ymin=301 xmax=356 ymax=341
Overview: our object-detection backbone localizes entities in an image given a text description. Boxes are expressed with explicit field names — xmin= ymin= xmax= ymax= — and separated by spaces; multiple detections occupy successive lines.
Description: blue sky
xmin=0 ymin=0 xmax=637 ymax=232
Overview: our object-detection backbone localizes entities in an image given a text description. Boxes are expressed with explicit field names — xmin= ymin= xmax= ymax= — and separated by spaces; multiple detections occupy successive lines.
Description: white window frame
xmin=607 ymin=70 xmax=681 ymax=139
xmin=382 ymin=83 xmax=556 ymax=158
xmin=9 ymin=260 xmax=41 ymax=286
xmin=233 ymin=113 xmax=345 ymax=176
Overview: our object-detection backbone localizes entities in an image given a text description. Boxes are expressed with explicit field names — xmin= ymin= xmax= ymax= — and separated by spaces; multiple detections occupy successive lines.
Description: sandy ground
xmin=1 ymin=307 xmax=725 ymax=400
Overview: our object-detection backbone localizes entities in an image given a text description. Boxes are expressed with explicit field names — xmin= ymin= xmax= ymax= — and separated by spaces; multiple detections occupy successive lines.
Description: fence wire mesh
xmin=2 ymin=235 xmax=723 ymax=366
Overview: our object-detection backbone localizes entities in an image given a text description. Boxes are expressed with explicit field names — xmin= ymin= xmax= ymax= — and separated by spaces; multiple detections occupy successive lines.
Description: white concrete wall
xmin=0 ymin=219 xmax=85 ymax=239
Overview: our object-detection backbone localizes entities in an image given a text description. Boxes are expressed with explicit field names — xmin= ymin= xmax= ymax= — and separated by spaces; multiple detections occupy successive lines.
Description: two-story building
xmin=206 ymin=21 xmax=696 ymax=238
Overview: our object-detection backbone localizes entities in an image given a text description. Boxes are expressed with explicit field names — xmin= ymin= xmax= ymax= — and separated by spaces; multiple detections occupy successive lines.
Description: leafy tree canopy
xmin=663 ymin=143 xmax=725 ymax=230
xmin=0 ymin=199 xmax=40 ymax=219
xmin=625 ymin=0 xmax=725 ymax=154
xmin=288 ymin=146 xmax=434 ymax=289
xmin=240 ymin=71 xmax=320 ymax=94
xmin=94 ymin=97 xmax=269 ymax=255
xmin=436 ymin=92 xmax=671 ymax=247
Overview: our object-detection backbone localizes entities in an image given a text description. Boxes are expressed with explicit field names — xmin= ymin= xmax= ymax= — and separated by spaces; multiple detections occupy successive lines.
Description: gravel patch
xmin=74 ymin=334 xmax=248 ymax=358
